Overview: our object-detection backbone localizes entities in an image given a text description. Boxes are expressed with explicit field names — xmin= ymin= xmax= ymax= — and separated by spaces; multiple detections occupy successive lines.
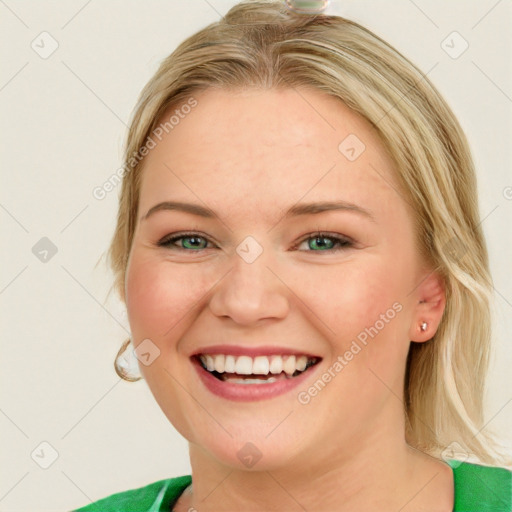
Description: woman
xmin=73 ymin=1 xmax=511 ymax=510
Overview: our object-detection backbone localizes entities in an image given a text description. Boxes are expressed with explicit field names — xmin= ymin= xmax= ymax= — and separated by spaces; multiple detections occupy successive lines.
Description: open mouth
xmin=195 ymin=354 xmax=321 ymax=385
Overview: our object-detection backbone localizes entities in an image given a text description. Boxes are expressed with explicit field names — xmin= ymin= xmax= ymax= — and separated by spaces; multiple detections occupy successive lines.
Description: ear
xmin=408 ymin=270 xmax=446 ymax=343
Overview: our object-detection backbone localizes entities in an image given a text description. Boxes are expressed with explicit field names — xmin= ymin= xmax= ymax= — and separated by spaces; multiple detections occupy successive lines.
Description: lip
xmin=191 ymin=355 xmax=322 ymax=402
xmin=190 ymin=344 xmax=321 ymax=359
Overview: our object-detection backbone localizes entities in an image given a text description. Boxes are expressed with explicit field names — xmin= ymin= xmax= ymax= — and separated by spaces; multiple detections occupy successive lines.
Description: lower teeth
xmin=216 ymin=371 xmax=300 ymax=383
xmin=225 ymin=377 xmax=279 ymax=385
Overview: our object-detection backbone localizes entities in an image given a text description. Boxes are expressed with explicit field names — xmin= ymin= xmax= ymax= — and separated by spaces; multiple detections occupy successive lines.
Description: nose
xmin=208 ymin=243 xmax=289 ymax=325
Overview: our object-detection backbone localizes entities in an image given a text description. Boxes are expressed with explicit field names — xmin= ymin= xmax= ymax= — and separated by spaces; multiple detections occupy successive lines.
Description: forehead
xmin=138 ymin=87 xmax=407 ymax=224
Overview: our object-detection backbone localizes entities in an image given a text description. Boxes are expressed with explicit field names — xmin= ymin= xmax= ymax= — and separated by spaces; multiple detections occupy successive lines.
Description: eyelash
xmin=157 ymin=231 xmax=354 ymax=253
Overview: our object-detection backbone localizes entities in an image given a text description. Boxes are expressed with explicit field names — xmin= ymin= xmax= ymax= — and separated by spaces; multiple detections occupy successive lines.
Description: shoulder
xmin=446 ymin=459 xmax=512 ymax=511
xmin=70 ymin=474 xmax=192 ymax=512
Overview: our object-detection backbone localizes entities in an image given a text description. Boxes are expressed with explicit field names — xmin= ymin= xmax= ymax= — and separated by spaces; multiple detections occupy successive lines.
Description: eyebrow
xmin=140 ymin=200 xmax=377 ymax=223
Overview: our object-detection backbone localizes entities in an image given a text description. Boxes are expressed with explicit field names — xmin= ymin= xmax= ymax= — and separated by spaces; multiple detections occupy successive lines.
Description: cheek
xmin=298 ymin=254 xmax=413 ymax=403
xmin=298 ymin=255 xmax=409 ymax=345
xmin=125 ymin=250 xmax=210 ymax=344
xmin=340 ymin=260 xmax=413 ymax=380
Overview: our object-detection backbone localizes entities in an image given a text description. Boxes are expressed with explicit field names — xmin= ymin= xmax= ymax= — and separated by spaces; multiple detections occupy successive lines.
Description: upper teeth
xmin=199 ymin=354 xmax=314 ymax=376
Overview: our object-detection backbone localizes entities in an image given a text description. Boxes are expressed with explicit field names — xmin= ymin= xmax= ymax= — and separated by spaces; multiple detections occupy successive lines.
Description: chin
xmin=202 ymin=438 xmax=299 ymax=472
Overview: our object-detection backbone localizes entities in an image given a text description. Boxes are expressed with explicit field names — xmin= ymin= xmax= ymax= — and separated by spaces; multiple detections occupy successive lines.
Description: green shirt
xmin=71 ymin=460 xmax=512 ymax=512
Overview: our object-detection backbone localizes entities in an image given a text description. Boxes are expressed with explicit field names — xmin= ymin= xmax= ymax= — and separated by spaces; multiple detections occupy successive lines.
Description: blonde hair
xmin=107 ymin=0 xmax=510 ymax=467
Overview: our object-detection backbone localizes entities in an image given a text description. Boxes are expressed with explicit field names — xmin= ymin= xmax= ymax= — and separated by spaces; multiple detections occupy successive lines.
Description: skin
xmin=123 ymin=87 xmax=454 ymax=511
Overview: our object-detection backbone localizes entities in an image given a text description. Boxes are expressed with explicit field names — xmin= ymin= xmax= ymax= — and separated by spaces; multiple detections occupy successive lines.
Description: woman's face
xmin=124 ymin=87 xmax=443 ymax=471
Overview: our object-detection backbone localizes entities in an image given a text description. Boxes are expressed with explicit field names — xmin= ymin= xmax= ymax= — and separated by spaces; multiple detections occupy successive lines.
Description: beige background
xmin=1 ymin=1 xmax=511 ymax=511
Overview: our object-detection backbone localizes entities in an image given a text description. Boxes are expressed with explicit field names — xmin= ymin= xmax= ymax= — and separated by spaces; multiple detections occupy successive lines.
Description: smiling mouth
xmin=195 ymin=353 xmax=321 ymax=384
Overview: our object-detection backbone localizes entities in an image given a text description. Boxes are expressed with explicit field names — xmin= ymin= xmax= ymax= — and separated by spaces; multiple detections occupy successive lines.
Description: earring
xmin=115 ymin=338 xmax=143 ymax=382
xmin=420 ymin=321 xmax=428 ymax=332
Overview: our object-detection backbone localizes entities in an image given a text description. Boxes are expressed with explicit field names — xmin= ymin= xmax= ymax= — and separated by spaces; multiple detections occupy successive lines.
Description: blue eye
xmin=158 ymin=232 xmax=211 ymax=250
xmin=297 ymin=232 xmax=353 ymax=253
xmin=157 ymin=231 xmax=353 ymax=253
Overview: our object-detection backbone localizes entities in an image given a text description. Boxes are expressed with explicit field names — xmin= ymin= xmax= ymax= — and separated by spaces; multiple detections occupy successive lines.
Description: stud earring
xmin=420 ymin=321 xmax=428 ymax=332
